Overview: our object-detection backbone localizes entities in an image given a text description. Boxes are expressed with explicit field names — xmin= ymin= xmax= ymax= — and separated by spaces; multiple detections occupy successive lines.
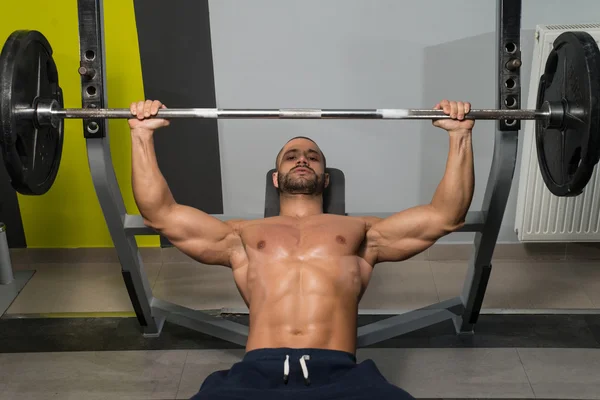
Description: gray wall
xmin=208 ymin=0 xmax=600 ymax=243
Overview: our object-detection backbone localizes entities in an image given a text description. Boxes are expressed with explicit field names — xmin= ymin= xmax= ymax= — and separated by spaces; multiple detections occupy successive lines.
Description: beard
xmin=277 ymin=168 xmax=326 ymax=195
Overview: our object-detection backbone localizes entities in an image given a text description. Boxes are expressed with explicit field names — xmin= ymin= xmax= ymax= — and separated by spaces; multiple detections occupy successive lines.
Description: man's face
xmin=273 ymin=138 xmax=329 ymax=195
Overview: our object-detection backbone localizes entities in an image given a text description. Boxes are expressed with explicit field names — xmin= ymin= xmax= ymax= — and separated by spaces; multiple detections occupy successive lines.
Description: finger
xmin=456 ymin=101 xmax=464 ymax=120
xmin=465 ymin=102 xmax=471 ymax=114
xmin=144 ymin=100 xmax=153 ymax=117
xmin=449 ymin=101 xmax=457 ymax=119
xmin=151 ymin=100 xmax=161 ymax=115
xmin=441 ymin=99 xmax=451 ymax=114
xmin=136 ymin=101 xmax=145 ymax=119
xmin=433 ymin=103 xmax=441 ymax=110
xmin=130 ymin=102 xmax=136 ymax=116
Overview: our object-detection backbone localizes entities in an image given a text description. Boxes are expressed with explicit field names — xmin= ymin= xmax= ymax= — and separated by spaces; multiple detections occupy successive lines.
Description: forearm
xmin=131 ymin=129 xmax=176 ymax=225
xmin=430 ymin=129 xmax=474 ymax=227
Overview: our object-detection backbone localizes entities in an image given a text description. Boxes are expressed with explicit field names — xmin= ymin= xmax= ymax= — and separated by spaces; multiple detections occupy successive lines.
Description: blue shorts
xmin=189 ymin=347 xmax=415 ymax=400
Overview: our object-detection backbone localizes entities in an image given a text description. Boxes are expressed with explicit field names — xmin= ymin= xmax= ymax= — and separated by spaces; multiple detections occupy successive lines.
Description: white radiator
xmin=515 ymin=24 xmax=600 ymax=242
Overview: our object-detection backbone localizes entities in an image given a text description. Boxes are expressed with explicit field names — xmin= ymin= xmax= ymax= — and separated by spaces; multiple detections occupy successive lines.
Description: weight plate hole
xmin=505 ymin=119 xmax=517 ymax=126
xmin=87 ymin=122 xmax=99 ymax=134
xmin=46 ymin=60 xmax=56 ymax=82
xmin=568 ymin=147 xmax=582 ymax=177
xmin=86 ymin=86 xmax=97 ymax=97
xmin=505 ymin=78 xmax=516 ymax=89
xmin=504 ymin=96 xmax=517 ymax=108
xmin=505 ymin=42 xmax=517 ymax=54
xmin=16 ymin=138 xmax=27 ymax=164
xmin=84 ymin=50 xmax=96 ymax=61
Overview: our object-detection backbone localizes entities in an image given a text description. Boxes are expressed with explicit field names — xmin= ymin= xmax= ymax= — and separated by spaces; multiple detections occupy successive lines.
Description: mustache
xmin=292 ymin=166 xmax=315 ymax=173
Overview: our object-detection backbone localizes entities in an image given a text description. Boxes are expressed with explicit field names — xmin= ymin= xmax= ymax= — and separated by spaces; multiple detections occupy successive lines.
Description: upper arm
xmin=362 ymin=205 xmax=460 ymax=264
xmin=146 ymin=204 xmax=245 ymax=267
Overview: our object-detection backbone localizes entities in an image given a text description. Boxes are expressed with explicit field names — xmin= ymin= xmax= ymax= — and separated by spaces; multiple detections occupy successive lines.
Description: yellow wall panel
xmin=0 ymin=0 xmax=159 ymax=248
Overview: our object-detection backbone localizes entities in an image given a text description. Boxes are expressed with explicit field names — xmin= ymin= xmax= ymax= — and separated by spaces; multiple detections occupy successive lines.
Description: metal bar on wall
xmin=0 ymin=222 xmax=34 ymax=316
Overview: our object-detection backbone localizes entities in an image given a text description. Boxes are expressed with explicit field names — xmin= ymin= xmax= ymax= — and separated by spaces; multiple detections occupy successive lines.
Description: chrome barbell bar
xmin=30 ymin=99 xmax=558 ymax=126
xmin=54 ymin=107 xmax=548 ymax=120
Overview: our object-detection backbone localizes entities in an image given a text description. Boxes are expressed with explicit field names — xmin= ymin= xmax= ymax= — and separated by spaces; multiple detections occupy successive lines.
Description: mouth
xmin=293 ymin=167 xmax=312 ymax=174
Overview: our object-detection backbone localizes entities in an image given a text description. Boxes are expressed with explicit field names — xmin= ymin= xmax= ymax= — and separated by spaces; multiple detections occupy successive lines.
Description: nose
xmin=296 ymin=156 xmax=309 ymax=166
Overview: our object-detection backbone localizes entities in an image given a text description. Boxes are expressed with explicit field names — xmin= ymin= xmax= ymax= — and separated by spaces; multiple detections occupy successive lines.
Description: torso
xmin=228 ymin=214 xmax=377 ymax=354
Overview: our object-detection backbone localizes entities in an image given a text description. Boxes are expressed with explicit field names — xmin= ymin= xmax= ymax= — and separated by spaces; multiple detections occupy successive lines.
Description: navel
xmin=336 ymin=235 xmax=347 ymax=244
xmin=257 ymin=240 xmax=266 ymax=249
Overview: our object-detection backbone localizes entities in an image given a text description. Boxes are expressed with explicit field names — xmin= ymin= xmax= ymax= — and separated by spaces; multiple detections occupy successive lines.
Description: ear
xmin=272 ymin=171 xmax=279 ymax=188
xmin=324 ymin=172 xmax=330 ymax=188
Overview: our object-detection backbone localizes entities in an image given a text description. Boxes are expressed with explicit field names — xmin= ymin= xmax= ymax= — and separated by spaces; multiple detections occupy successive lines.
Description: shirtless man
xmin=129 ymin=99 xmax=474 ymax=400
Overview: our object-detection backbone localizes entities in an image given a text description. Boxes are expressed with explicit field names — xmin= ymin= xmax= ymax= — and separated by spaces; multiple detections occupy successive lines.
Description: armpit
xmin=223 ymin=220 xmax=248 ymax=270
xmin=225 ymin=219 xmax=247 ymax=235
xmin=361 ymin=216 xmax=382 ymax=229
xmin=357 ymin=216 xmax=382 ymax=264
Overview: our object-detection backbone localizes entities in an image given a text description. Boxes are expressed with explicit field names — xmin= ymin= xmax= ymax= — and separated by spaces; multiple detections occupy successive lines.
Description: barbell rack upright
xmin=454 ymin=0 xmax=522 ymax=334
xmin=77 ymin=0 xmax=164 ymax=336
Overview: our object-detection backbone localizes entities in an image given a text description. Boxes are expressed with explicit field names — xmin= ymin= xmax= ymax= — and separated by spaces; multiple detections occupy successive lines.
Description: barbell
xmin=1 ymin=29 xmax=599 ymax=197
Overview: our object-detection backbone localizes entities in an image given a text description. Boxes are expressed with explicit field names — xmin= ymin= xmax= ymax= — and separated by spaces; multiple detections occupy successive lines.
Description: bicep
xmin=150 ymin=204 xmax=243 ymax=266
xmin=366 ymin=205 xmax=455 ymax=263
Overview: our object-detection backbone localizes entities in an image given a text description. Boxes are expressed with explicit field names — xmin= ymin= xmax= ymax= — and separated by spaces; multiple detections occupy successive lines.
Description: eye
xmin=287 ymin=156 xmax=295 ymax=160
xmin=310 ymin=157 xmax=318 ymax=161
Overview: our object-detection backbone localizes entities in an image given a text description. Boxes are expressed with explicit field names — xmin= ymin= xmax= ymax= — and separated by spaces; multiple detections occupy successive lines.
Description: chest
xmin=240 ymin=216 xmax=367 ymax=256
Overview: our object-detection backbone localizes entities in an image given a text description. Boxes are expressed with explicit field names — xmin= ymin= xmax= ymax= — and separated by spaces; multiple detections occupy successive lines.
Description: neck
xmin=278 ymin=193 xmax=323 ymax=218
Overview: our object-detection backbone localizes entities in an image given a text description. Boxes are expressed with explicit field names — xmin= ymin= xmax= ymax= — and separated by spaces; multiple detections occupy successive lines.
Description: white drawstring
xmin=299 ymin=355 xmax=310 ymax=385
xmin=283 ymin=355 xmax=290 ymax=383
xmin=283 ymin=354 xmax=311 ymax=385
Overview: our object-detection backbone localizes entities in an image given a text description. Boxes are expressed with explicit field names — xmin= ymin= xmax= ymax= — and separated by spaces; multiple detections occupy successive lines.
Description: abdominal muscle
xmin=241 ymin=257 xmax=364 ymax=354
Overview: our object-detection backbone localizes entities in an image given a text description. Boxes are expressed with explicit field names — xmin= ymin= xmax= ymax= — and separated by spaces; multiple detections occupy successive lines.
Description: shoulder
xmin=320 ymin=214 xmax=383 ymax=228
xmin=317 ymin=214 xmax=380 ymax=228
xmin=224 ymin=216 xmax=283 ymax=234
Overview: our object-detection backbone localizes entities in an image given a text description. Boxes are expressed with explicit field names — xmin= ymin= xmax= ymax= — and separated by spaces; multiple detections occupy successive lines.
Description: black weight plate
xmin=536 ymin=31 xmax=600 ymax=197
xmin=0 ymin=30 xmax=64 ymax=195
